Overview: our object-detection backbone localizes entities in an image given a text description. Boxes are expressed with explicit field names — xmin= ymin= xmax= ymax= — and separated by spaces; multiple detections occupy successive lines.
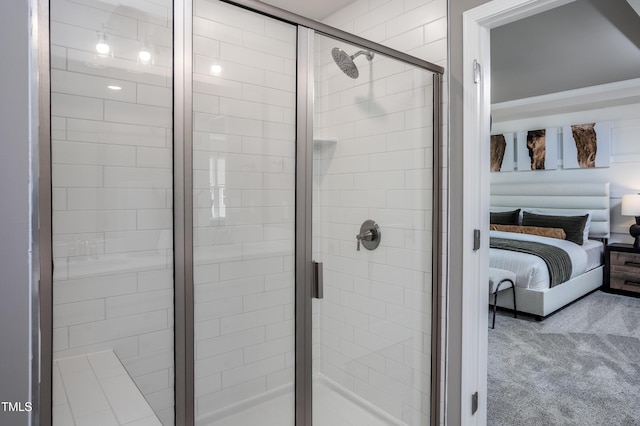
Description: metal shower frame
xmin=36 ymin=0 xmax=445 ymax=424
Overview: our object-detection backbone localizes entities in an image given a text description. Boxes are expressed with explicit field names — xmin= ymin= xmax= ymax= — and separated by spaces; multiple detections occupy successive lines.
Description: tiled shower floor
xmin=54 ymin=353 xmax=404 ymax=426
xmin=53 ymin=351 xmax=161 ymax=426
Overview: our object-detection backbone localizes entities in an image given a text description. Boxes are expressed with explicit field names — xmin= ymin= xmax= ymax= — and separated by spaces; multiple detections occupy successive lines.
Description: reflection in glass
xmin=50 ymin=0 xmax=174 ymax=424
xmin=208 ymin=157 xmax=226 ymax=220
xmin=192 ymin=1 xmax=296 ymax=424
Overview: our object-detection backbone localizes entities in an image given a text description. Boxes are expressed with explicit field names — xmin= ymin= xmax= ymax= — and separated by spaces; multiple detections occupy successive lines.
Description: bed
xmin=490 ymin=182 xmax=610 ymax=319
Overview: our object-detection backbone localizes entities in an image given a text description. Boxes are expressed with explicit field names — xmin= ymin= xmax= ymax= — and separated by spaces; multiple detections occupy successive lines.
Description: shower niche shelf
xmin=313 ymin=139 xmax=337 ymax=159
xmin=313 ymin=138 xmax=338 ymax=146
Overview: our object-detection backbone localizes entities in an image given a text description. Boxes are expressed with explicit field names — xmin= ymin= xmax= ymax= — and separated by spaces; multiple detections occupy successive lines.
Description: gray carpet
xmin=488 ymin=290 xmax=640 ymax=425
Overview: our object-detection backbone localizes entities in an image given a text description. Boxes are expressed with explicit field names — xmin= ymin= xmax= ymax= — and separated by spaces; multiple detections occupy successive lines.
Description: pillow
xmin=490 ymin=209 xmax=521 ymax=225
xmin=489 ymin=224 xmax=566 ymax=240
xmin=523 ymin=208 xmax=592 ymax=243
xmin=521 ymin=211 xmax=589 ymax=245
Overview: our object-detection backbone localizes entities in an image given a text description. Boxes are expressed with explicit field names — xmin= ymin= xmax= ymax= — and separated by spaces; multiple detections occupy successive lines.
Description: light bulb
xmin=96 ymin=32 xmax=110 ymax=55
xmin=210 ymin=64 xmax=222 ymax=76
xmin=138 ymin=50 xmax=151 ymax=63
xmin=96 ymin=41 xmax=110 ymax=55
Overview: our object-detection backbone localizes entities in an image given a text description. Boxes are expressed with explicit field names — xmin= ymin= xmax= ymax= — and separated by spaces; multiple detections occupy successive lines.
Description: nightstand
xmin=604 ymin=243 xmax=640 ymax=297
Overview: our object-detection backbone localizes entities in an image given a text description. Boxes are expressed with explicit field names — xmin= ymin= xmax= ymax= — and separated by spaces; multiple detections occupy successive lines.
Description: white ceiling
xmin=260 ymin=0 xmax=355 ymax=20
xmin=491 ymin=0 xmax=640 ymax=103
xmin=261 ymin=0 xmax=640 ymax=106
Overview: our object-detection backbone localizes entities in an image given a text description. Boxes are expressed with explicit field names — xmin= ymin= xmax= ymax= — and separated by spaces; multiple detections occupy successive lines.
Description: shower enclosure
xmin=41 ymin=0 xmax=443 ymax=424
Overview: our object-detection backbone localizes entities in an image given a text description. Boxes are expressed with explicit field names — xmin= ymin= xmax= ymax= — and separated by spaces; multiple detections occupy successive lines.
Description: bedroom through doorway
xmin=480 ymin=0 xmax=640 ymax=424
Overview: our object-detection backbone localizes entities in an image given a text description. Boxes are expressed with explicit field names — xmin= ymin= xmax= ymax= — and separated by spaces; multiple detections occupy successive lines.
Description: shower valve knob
xmin=356 ymin=230 xmax=372 ymax=251
xmin=355 ymin=220 xmax=381 ymax=251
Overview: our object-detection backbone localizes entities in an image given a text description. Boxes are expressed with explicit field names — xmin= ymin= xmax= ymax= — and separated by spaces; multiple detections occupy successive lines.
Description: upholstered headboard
xmin=490 ymin=182 xmax=610 ymax=239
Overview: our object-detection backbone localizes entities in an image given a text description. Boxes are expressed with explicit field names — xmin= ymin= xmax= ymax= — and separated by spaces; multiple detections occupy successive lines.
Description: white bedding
xmin=489 ymin=230 xmax=603 ymax=291
xmin=583 ymin=239 xmax=605 ymax=271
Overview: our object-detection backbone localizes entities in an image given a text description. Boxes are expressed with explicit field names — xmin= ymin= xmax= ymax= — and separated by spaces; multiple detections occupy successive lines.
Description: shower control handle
xmin=356 ymin=220 xmax=381 ymax=251
xmin=356 ymin=230 xmax=373 ymax=251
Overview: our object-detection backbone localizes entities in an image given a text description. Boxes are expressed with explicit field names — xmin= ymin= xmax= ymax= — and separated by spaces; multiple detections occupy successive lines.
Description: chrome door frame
xmin=37 ymin=0 xmax=444 ymax=424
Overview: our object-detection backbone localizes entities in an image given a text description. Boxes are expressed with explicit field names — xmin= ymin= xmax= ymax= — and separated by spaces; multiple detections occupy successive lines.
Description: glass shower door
xmin=311 ymin=33 xmax=436 ymax=425
xmin=192 ymin=1 xmax=296 ymax=424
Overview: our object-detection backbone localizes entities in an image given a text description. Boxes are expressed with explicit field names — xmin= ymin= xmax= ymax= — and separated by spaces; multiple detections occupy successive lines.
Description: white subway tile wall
xmin=313 ymin=1 xmax=448 ymax=425
xmin=50 ymin=0 xmax=448 ymax=424
xmin=192 ymin=0 xmax=296 ymax=423
xmin=50 ymin=0 xmax=174 ymax=424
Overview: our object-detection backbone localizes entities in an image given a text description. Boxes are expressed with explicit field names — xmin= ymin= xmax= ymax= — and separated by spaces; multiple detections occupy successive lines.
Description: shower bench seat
xmin=53 ymin=350 xmax=161 ymax=425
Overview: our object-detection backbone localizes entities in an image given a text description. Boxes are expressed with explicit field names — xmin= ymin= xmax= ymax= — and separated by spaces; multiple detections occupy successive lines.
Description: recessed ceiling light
xmin=107 ymin=85 xmax=122 ymax=91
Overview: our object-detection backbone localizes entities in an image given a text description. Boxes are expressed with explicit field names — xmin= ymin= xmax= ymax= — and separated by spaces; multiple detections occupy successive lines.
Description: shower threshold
xmin=197 ymin=374 xmax=406 ymax=426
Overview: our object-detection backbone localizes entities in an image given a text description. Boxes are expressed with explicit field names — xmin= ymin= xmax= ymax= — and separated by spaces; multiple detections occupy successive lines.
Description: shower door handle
xmin=312 ymin=261 xmax=323 ymax=299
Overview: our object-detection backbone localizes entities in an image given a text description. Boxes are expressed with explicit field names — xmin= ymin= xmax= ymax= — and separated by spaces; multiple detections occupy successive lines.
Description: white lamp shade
xmin=621 ymin=194 xmax=640 ymax=216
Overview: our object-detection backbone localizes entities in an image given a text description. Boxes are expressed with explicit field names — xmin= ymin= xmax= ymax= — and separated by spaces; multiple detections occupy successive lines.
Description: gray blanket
xmin=490 ymin=237 xmax=572 ymax=288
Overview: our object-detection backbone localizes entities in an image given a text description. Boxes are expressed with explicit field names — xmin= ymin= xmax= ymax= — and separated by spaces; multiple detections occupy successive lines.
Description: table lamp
xmin=621 ymin=193 xmax=640 ymax=249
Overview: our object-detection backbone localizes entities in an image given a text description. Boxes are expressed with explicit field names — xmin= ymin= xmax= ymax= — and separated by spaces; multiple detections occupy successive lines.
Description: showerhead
xmin=331 ymin=47 xmax=374 ymax=79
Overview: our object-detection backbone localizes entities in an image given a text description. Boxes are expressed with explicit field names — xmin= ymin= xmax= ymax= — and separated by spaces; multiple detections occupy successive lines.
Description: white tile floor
xmin=54 ymin=355 xmax=406 ymax=426
xmin=53 ymin=351 xmax=161 ymax=426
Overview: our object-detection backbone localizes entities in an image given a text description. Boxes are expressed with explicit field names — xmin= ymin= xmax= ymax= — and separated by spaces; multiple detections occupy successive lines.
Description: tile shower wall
xmin=50 ymin=0 xmax=174 ymax=424
xmin=191 ymin=0 xmax=296 ymax=423
xmin=313 ymin=1 xmax=448 ymax=424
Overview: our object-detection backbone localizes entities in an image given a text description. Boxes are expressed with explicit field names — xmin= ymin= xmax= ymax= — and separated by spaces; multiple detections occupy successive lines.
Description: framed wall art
xmin=562 ymin=121 xmax=612 ymax=169
xmin=516 ymin=128 xmax=558 ymax=171
xmin=490 ymin=132 xmax=515 ymax=172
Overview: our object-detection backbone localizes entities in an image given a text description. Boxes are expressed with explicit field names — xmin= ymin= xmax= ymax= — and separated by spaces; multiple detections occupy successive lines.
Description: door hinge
xmin=473 ymin=229 xmax=481 ymax=251
xmin=473 ymin=60 xmax=481 ymax=84
xmin=472 ymin=391 xmax=479 ymax=414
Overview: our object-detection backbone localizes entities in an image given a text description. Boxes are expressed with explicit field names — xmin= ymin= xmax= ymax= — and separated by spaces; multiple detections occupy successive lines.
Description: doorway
xmin=461 ymin=0 xmax=593 ymax=424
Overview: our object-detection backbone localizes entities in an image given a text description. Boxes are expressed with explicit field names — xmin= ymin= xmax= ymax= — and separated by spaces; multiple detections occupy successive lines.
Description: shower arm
xmin=351 ymin=50 xmax=374 ymax=61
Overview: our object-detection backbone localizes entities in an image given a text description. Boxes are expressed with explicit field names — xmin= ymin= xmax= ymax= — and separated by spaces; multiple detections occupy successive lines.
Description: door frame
xmin=461 ymin=0 xmax=576 ymax=424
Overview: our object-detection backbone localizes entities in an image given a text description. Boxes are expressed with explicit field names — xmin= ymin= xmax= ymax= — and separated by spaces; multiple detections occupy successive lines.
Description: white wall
xmin=0 ymin=0 xmax=32 ymax=424
xmin=491 ymin=98 xmax=640 ymax=243
xmin=50 ymin=0 xmax=175 ymax=423
xmin=191 ymin=0 xmax=296 ymax=422
xmin=316 ymin=0 xmax=448 ymax=423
